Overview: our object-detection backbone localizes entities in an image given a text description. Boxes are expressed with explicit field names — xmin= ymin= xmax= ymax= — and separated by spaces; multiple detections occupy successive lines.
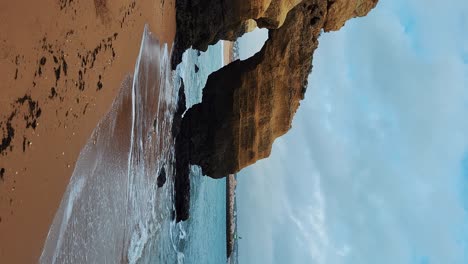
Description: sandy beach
xmin=0 ymin=0 xmax=174 ymax=262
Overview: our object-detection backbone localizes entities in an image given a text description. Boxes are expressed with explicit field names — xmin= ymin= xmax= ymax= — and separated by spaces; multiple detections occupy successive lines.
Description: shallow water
xmin=41 ymin=26 xmax=228 ymax=263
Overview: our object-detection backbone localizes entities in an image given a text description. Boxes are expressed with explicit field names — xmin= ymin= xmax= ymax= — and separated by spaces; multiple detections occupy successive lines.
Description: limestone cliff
xmin=172 ymin=0 xmax=377 ymax=67
xmin=174 ymin=0 xmax=378 ymax=178
xmin=324 ymin=0 xmax=378 ymax=31
xmin=172 ymin=0 xmax=303 ymax=67
xmin=172 ymin=0 xmax=378 ymax=220
xmin=175 ymin=0 xmax=323 ymax=180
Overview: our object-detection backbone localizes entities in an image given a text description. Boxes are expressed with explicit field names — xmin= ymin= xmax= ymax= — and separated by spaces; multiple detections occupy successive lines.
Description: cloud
xmin=238 ymin=1 xmax=468 ymax=263
xmin=237 ymin=28 xmax=268 ymax=60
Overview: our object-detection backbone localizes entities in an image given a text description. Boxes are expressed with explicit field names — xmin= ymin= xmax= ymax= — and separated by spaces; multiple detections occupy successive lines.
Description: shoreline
xmin=0 ymin=1 xmax=175 ymax=262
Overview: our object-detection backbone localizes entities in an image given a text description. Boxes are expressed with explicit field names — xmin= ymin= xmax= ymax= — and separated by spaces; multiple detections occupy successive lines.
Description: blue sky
xmin=237 ymin=1 xmax=468 ymax=263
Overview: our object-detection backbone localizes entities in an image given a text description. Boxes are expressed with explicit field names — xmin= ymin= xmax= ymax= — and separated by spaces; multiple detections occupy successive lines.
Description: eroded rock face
xmin=172 ymin=0 xmax=303 ymax=67
xmin=176 ymin=0 xmax=325 ymax=179
xmin=172 ymin=0 xmax=378 ymax=220
xmin=323 ymin=0 xmax=379 ymax=31
xmin=174 ymin=0 xmax=378 ymax=179
xmin=172 ymin=80 xmax=190 ymax=222
xmin=157 ymin=167 xmax=166 ymax=188
xmin=172 ymin=0 xmax=377 ymax=67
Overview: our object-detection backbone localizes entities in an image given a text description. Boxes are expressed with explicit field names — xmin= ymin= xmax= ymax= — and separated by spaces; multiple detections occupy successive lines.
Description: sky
xmin=237 ymin=1 xmax=468 ymax=263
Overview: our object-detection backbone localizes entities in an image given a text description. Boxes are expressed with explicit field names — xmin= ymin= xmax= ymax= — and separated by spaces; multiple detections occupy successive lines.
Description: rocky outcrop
xmin=172 ymin=0 xmax=377 ymax=221
xmin=175 ymin=0 xmax=323 ymax=179
xmin=172 ymin=0 xmax=377 ymax=67
xmin=172 ymin=0 xmax=303 ymax=67
xmin=174 ymin=0 xmax=378 ymax=179
xmin=157 ymin=167 xmax=166 ymax=188
xmin=172 ymin=80 xmax=190 ymax=222
xmin=324 ymin=0 xmax=378 ymax=31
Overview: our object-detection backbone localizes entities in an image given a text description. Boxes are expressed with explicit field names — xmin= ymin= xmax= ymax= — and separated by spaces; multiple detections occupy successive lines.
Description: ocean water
xmin=41 ymin=26 xmax=228 ymax=263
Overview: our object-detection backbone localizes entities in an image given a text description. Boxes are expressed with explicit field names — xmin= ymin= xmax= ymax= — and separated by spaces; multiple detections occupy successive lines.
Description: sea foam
xmin=40 ymin=25 xmax=178 ymax=264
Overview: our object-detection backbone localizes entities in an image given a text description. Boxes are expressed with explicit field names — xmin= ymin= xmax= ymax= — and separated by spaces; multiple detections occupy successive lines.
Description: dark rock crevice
xmin=172 ymin=80 xmax=190 ymax=222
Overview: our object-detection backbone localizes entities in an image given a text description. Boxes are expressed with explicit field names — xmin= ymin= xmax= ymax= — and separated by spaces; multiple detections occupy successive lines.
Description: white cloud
xmin=237 ymin=28 xmax=268 ymax=60
xmin=238 ymin=1 xmax=468 ymax=263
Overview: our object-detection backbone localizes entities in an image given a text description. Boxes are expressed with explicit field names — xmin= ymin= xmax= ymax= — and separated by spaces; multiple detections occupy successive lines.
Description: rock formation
xmin=172 ymin=80 xmax=190 ymax=221
xmin=172 ymin=0 xmax=378 ymax=220
xmin=324 ymin=0 xmax=378 ymax=31
xmin=172 ymin=0 xmax=303 ymax=67
xmin=172 ymin=0 xmax=377 ymax=67
xmin=157 ymin=167 xmax=167 ymax=188
xmin=174 ymin=0 xmax=377 ymax=178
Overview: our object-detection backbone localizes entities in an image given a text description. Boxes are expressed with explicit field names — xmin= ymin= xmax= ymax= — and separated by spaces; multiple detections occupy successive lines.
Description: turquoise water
xmin=181 ymin=166 xmax=227 ymax=264
xmin=41 ymin=27 xmax=228 ymax=263
xmin=174 ymin=41 xmax=228 ymax=264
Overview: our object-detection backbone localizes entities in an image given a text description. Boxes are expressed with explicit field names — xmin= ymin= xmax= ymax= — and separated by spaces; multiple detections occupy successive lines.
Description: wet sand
xmin=0 ymin=0 xmax=175 ymax=262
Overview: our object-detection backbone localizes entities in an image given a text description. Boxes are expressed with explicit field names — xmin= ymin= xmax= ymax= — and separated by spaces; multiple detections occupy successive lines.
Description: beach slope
xmin=0 ymin=0 xmax=174 ymax=262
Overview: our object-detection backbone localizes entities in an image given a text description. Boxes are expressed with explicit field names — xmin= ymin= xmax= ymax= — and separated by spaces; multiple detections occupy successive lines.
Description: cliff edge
xmin=172 ymin=0 xmax=377 ymax=67
xmin=172 ymin=0 xmax=378 ymax=220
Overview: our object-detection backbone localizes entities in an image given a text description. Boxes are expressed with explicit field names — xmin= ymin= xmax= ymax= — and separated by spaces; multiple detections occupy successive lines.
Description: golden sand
xmin=0 ymin=0 xmax=175 ymax=262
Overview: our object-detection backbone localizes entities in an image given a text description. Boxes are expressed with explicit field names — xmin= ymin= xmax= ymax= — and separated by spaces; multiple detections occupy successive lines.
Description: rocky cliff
xmin=172 ymin=0 xmax=377 ymax=67
xmin=174 ymin=0 xmax=377 ymax=179
xmin=324 ymin=0 xmax=378 ymax=31
xmin=172 ymin=0 xmax=378 ymax=220
xmin=172 ymin=0 xmax=303 ymax=67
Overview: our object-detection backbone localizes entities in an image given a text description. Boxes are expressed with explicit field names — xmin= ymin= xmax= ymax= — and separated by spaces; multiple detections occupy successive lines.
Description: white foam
xmin=41 ymin=25 xmax=178 ymax=263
